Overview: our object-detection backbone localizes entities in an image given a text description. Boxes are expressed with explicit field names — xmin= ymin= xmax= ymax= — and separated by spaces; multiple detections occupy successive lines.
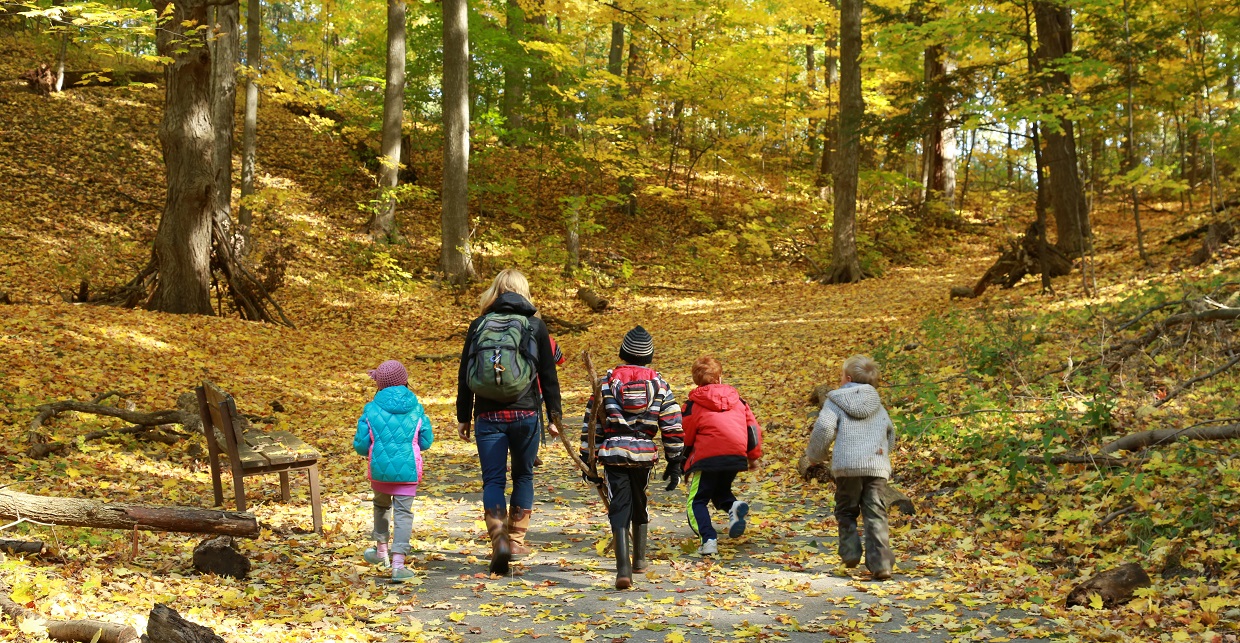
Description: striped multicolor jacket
xmin=581 ymin=365 xmax=684 ymax=468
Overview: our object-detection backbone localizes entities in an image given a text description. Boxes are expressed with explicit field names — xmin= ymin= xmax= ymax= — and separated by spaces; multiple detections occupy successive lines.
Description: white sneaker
xmin=696 ymin=539 xmax=718 ymax=557
xmin=727 ymin=502 xmax=749 ymax=538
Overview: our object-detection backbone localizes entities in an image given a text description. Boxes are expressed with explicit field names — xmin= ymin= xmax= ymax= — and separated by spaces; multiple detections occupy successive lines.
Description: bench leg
xmin=232 ymin=470 xmax=247 ymax=513
xmin=279 ymin=472 xmax=291 ymax=503
xmin=209 ymin=455 xmax=225 ymax=507
xmin=307 ymin=465 xmax=323 ymax=535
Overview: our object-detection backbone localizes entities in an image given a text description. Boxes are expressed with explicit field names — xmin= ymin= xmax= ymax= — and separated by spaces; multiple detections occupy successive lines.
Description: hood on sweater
xmin=374 ymin=385 xmax=420 ymax=415
xmin=609 ymin=365 xmax=658 ymax=384
xmin=490 ymin=292 xmax=537 ymax=317
xmin=827 ymin=383 xmax=881 ymax=419
xmin=688 ymin=383 xmax=739 ymax=412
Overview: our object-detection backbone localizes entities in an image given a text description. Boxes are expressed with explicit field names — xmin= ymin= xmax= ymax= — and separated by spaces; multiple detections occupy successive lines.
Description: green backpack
xmin=466 ymin=313 xmax=539 ymax=402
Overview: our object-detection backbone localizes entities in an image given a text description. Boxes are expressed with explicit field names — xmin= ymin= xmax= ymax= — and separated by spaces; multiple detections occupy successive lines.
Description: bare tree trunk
xmin=502 ymin=0 xmax=525 ymax=135
xmin=370 ymin=0 xmax=406 ymax=241
xmin=816 ymin=19 xmax=838 ymax=190
xmin=608 ymin=21 xmax=624 ymax=78
xmin=1034 ymin=0 xmax=1090 ymax=256
xmin=1122 ymin=0 xmax=1148 ymax=265
xmin=921 ymin=43 xmax=956 ymax=213
xmin=150 ymin=0 xmax=223 ymax=315
xmin=210 ymin=1 xmax=239 ymax=235
xmin=440 ymin=0 xmax=474 ymax=284
xmin=826 ymin=0 xmax=864 ymax=284
xmin=237 ymin=0 xmax=261 ymax=252
xmin=806 ymin=25 xmax=818 ymax=164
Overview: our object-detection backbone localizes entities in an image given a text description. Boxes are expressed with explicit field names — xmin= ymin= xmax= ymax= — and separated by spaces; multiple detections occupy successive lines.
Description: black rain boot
xmin=632 ymin=524 xmax=648 ymax=573
xmin=613 ymin=528 xmax=632 ymax=590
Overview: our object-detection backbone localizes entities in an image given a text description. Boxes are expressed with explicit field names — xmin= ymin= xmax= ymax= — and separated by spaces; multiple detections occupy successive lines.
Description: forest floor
xmin=2 ymin=37 xmax=1239 ymax=643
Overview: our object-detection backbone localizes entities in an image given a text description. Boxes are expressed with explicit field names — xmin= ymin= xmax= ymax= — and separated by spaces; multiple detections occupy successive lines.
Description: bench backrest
xmin=197 ymin=381 xmax=244 ymax=458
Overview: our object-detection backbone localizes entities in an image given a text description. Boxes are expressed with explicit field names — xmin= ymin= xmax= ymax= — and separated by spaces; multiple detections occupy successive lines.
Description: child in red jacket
xmin=682 ymin=356 xmax=763 ymax=556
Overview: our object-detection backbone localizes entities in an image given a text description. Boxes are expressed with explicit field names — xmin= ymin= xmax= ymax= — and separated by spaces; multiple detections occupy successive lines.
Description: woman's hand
xmin=457 ymin=422 xmax=472 ymax=441
xmin=546 ymin=423 xmax=560 ymax=438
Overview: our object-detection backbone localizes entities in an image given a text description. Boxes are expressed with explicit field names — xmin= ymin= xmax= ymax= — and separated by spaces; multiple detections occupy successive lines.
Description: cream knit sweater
xmin=804 ymin=383 xmax=895 ymax=479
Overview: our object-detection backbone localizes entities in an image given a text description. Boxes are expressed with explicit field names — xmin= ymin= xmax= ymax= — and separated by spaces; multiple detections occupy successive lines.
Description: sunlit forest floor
xmin=1 ymin=38 xmax=1238 ymax=642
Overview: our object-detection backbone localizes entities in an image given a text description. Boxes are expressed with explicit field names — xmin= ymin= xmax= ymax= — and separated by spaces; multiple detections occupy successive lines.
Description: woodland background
xmin=0 ymin=0 xmax=1238 ymax=639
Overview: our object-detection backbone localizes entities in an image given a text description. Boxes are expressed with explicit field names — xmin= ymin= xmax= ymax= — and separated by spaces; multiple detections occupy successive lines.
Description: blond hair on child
xmin=478 ymin=269 xmax=532 ymax=315
xmin=842 ymin=355 xmax=879 ymax=385
xmin=691 ymin=356 xmax=723 ymax=386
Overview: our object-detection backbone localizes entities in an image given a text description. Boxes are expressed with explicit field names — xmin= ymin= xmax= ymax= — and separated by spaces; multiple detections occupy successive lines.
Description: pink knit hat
xmin=368 ymin=360 xmax=408 ymax=390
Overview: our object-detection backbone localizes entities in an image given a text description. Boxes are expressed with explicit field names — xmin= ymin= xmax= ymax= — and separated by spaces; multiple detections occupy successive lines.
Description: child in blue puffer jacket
xmin=354 ymin=360 xmax=434 ymax=582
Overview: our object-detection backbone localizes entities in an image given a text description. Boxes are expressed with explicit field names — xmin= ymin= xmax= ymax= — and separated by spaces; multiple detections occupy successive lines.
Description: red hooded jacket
xmin=683 ymin=384 xmax=763 ymax=473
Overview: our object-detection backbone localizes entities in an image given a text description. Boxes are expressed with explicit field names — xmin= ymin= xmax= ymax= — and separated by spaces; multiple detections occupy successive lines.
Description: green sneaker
xmin=363 ymin=547 xmax=389 ymax=567
xmin=390 ymin=567 xmax=416 ymax=583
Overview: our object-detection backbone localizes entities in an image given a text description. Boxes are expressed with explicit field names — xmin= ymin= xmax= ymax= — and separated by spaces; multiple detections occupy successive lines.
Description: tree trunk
xmin=0 ymin=488 xmax=259 ymax=537
xmin=440 ymin=0 xmax=474 ymax=284
xmin=149 ymin=0 xmax=223 ymax=315
xmin=237 ymin=0 xmax=260 ymax=251
xmin=626 ymin=23 xmax=643 ymax=98
xmin=210 ymin=1 xmax=239 ymax=234
xmin=921 ymin=43 xmax=956 ymax=213
xmin=370 ymin=0 xmax=405 ymax=240
xmin=806 ymin=25 xmax=818 ymax=163
xmin=825 ymin=0 xmax=864 ymax=284
xmin=1033 ymin=0 xmax=1090 ymax=256
xmin=816 ymin=24 xmax=839 ymax=189
xmin=502 ymin=0 xmax=525 ymax=135
xmin=1122 ymin=0 xmax=1148 ymax=265
xmin=608 ymin=21 xmax=624 ymax=78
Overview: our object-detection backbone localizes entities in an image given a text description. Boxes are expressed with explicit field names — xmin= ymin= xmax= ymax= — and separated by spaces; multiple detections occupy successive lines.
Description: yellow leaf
xmin=664 ymin=632 xmax=686 ymax=643
xmin=595 ymin=536 xmax=610 ymax=557
xmin=1089 ymin=592 xmax=1104 ymax=610
xmin=18 ymin=617 xmax=47 ymax=636
xmin=448 ymin=612 xmax=466 ymax=623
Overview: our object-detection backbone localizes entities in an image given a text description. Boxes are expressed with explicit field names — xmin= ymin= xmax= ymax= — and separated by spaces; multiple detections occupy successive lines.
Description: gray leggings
xmin=370 ymin=493 xmax=415 ymax=555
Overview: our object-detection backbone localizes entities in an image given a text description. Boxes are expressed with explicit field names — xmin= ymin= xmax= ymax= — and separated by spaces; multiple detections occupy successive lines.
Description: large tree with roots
xmin=96 ymin=0 xmax=289 ymax=325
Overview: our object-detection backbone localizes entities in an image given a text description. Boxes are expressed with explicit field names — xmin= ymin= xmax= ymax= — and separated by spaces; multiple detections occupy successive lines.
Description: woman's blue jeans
xmin=475 ymin=414 xmax=540 ymax=512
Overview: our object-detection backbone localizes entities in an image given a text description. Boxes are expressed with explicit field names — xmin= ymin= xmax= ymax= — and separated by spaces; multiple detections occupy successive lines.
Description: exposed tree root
xmin=90 ymin=217 xmax=294 ymax=327
xmin=972 ymin=220 xmax=1072 ymax=297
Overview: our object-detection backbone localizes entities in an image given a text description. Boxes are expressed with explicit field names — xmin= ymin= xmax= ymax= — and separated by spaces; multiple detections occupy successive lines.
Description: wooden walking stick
xmin=554 ymin=350 xmax=609 ymax=509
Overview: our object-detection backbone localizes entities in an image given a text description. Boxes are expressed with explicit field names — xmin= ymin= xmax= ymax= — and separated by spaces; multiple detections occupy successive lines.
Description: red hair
xmin=692 ymin=356 xmax=723 ymax=386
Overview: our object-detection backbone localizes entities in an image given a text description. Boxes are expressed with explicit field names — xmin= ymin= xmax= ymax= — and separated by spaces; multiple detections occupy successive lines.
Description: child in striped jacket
xmin=581 ymin=326 xmax=684 ymax=589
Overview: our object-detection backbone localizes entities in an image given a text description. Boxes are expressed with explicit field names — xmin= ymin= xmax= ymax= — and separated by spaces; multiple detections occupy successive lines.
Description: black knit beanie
xmin=619 ymin=325 xmax=654 ymax=365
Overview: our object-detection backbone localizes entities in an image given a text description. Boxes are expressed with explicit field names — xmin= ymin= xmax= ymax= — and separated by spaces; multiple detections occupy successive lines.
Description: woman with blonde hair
xmin=456 ymin=269 xmax=562 ymax=575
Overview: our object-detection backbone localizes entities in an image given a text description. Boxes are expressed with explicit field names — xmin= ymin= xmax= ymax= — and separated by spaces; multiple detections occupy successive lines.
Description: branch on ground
xmin=1 ymin=581 xmax=138 ymax=643
xmin=27 ymin=391 xmax=202 ymax=459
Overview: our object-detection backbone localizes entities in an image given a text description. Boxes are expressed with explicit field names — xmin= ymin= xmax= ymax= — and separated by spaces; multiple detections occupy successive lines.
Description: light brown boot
xmin=507 ymin=505 xmax=532 ymax=558
xmin=485 ymin=508 xmax=511 ymax=575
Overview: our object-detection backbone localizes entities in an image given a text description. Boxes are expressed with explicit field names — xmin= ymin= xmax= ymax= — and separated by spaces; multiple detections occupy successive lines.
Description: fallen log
xmin=1066 ymin=563 xmax=1151 ymax=608
xmin=141 ymin=604 xmax=225 ymax=643
xmin=0 ymin=539 xmax=43 ymax=555
xmin=577 ymin=288 xmax=609 ymax=313
xmin=0 ymin=489 xmax=259 ymax=537
xmin=0 ymin=582 xmax=138 ymax=643
xmin=1101 ymin=423 xmax=1240 ymax=454
xmin=413 ymin=353 xmax=458 ymax=362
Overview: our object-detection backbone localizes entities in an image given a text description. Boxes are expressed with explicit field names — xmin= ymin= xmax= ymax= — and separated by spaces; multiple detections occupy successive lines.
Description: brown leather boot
xmin=507 ymin=505 xmax=532 ymax=558
xmin=485 ymin=508 xmax=511 ymax=575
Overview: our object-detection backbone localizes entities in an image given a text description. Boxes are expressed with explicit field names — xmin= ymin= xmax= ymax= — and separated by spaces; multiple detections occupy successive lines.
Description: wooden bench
xmin=196 ymin=382 xmax=323 ymax=534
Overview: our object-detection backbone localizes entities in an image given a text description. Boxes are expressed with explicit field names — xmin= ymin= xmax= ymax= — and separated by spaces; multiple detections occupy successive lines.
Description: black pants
xmin=603 ymin=465 xmax=652 ymax=532
xmin=834 ymin=476 xmax=895 ymax=574
xmin=686 ymin=470 xmax=738 ymax=541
